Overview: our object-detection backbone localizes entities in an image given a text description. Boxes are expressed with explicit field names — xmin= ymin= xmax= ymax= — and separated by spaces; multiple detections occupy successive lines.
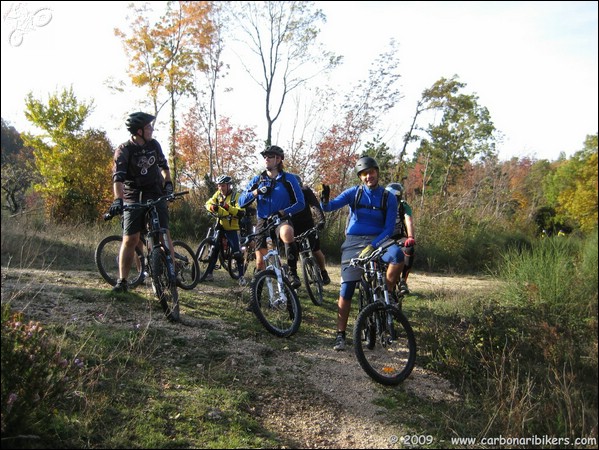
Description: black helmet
xmin=261 ymin=145 xmax=284 ymax=160
xmin=126 ymin=112 xmax=155 ymax=134
xmin=216 ymin=175 xmax=232 ymax=184
xmin=355 ymin=156 xmax=379 ymax=176
xmin=385 ymin=182 xmax=404 ymax=200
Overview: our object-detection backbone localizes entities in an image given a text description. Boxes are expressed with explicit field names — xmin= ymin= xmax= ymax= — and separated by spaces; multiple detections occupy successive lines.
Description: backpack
xmin=353 ymin=185 xmax=406 ymax=239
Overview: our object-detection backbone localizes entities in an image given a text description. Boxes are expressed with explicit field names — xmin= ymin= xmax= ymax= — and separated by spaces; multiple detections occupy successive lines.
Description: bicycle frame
xmin=196 ymin=211 xmax=243 ymax=281
xmin=243 ymin=216 xmax=289 ymax=295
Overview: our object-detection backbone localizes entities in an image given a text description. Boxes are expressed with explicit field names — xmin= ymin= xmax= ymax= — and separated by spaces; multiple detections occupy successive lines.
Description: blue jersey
xmin=239 ymin=170 xmax=305 ymax=219
xmin=322 ymin=184 xmax=397 ymax=248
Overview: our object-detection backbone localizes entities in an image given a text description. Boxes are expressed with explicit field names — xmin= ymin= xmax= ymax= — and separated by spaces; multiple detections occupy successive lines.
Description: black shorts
xmin=123 ymin=199 xmax=169 ymax=235
xmin=255 ymin=217 xmax=292 ymax=249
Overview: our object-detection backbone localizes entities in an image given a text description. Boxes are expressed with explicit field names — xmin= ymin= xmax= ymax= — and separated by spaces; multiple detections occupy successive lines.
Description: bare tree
xmin=228 ymin=1 xmax=342 ymax=146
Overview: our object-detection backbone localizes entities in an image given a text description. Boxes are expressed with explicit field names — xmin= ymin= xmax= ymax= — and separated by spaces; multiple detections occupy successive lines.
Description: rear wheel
xmin=95 ymin=235 xmax=144 ymax=288
xmin=172 ymin=240 xmax=199 ymax=290
xmin=195 ymin=238 xmax=217 ymax=281
xmin=301 ymin=256 xmax=324 ymax=306
xmin=151 ymin=248 xmax=179 ymax=322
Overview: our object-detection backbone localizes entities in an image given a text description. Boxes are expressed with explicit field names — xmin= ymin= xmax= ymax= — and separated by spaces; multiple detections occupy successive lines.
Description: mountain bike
xmin=95 ymin=234 xmax=199 ymax=291
xmin=101 ymin=191 xmax=189 ymax=322
xmin=242 ymin=215 xmax=302 ymax=337
xmin=349 ymin=239 xmax=416 ymax=385
xmin=195 ymin=211 xmax=243 ymax=282
xmin=295 ymin=226 xmax=324 ymax=306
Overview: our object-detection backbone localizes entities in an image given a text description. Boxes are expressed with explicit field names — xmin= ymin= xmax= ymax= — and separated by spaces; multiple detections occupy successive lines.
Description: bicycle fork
xmin=263 ymin=250 xmax=288 ymax=306
xmin=371 ymin=261 xmax=398 ymax=342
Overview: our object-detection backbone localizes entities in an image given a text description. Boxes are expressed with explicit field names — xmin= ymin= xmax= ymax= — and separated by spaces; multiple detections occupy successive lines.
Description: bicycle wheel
xmin=150 ymin=248 xmax=180 ymax=322
xmin=172 ymin=240 xmax=199 ymax=290
xmin=195 ymin=238 xmax=217 ymax=282
xmin=301 ymin=256 xmax=324 ymax=306
xmin=95 ymin=235 xmax=144 ymax=288
xmin=250 ymin=269 xmax=302 ymax=337
xmin=227 ymin=254 xmax=243 ymax=280
xmin=353 ymin=302 xmax=416 ymax=385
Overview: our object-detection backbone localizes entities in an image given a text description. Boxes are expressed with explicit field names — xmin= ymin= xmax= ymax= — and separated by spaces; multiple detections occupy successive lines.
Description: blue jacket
xmin=239 ymin=171 xmax=305 ymax=219
xmin=322 ymin=184 xmax=397 ymax=248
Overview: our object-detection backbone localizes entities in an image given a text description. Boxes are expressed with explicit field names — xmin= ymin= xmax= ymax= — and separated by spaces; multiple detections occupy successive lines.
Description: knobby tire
xmin=172 ymin=240 xmax=200 ymax=290
xmin=150 ymin=248 xmax=180 ymax=322
xmin=353 ymin=302 xmax=416 ymax=385
xmin=95 ymin=235 xmax=144 ymax=288
xmin=301 ymin=256 xmax=324 ymax=306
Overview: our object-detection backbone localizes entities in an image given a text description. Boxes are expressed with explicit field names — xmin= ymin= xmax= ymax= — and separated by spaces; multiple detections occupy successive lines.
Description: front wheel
xmin=150 ymin=248 xmax=180 ymax=322
xmin=250 ymin=269 xmax=301 ymax=337
xmin=301 ymin=255 xmax=324 ymax=306
xmin=172 ymin=240 xmax=199 ymax=290
xmin=95 ymin=235 xmax=144 ymax=288
xmin=353 ymin=302 xmax=416 ymax=385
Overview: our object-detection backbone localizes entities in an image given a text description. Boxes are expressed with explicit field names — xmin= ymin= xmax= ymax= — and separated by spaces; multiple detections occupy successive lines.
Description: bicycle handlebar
xmin=240 ymin=215 xmax=281 ymax=246
xmin=295 ymin=226 xmax=319 ymax=242
xmin=347 ymin=238 xmax=399 ymax=268
xmin=103 ymin=191 xmax=189 ymax=221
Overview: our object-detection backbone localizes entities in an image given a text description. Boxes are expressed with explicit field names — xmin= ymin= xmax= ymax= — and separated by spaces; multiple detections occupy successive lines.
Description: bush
xmin=1 ymin=304 xmax=85 ymax=445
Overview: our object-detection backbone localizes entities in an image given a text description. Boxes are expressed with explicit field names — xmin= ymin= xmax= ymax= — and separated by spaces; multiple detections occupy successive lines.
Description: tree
xmin=1 ymin=119 xmax=36 ymax=214
xmin=115 ymin=1 xmax=213 ymax=186
xmin=547 ymin=134 xmax=598 ymax=233
xmin=314 ymin=39 xmax=402 ymax=193
xmin=22 ymin=88 xmax=113 ymax=222
xmin=183 ymin=1 xmax=228 ymax=181
xmin=229 ymin=1 xmax=341 ymax=145
xmin=178 ymin=111 xmax=257 ymax=191
xmin=413 ymin=76 xmax=497 ymax=198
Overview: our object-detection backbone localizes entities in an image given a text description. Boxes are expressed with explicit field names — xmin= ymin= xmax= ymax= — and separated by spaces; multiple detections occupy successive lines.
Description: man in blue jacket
xmin=239 ymin=145 xmax=305 ymax=288
xmin=321 ymin=156 xmax=403 ymax=350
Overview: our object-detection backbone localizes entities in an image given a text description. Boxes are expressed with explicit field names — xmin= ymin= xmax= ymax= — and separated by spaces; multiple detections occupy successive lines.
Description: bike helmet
xmin=386 ymin=182 xmax=404 ymax=200
xmin=126 ymin=112 xmax=155 ymax=134
xmin=260 ymin=145 xmax=284 ymax=160
xmin=216 ymin=175 xmax=232 ymax=184
xmin=355 ymin=156 xmax=379 ymax=176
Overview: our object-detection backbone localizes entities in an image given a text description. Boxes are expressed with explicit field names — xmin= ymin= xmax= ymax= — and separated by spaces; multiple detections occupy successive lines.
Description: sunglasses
xmin=263 ymin=154 xmax=277 ymax=159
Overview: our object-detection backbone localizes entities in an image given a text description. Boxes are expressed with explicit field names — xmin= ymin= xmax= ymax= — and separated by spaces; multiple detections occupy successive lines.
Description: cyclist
xmin=384 ymin=182 xmax=416 ymax=295
xmin=239 ymin=145 xmax=305 ymax=289
xmin=291 ymin=175 xmax=331 ymax=285
xmin=204 ymin=175 xmax=246 ymax=281
xmin=320 ymin=156 xmax=403 ymax=351
xmin=109 ymin=111 xmax=174 ymax=293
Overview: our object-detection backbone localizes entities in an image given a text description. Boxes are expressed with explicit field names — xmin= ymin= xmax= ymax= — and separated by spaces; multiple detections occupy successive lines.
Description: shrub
xmin=1 ymin=304 xmax=85 ymax=444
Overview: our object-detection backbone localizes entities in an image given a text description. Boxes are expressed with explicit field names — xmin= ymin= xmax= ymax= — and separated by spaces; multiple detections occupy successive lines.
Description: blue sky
xmin=1 ymin=1 xmax=597 ymax=162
